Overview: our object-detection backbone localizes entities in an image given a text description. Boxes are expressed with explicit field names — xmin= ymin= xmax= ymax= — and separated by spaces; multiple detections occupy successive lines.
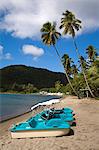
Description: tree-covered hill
xmin=0 ymin=65 xmax=67 ymax=92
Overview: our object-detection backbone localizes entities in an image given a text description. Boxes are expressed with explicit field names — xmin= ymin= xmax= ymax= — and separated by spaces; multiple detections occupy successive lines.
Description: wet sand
xmin=0 ymin=96 xmax=99 ymax=150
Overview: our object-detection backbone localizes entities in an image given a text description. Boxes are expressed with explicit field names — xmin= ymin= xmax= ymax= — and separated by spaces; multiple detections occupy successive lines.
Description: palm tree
xmin=79 ymin=56 xmax=88 ymax=69
xmin=60 ymin=10 xmax=95 ymax=98
xmin=60 ymin=10 xmax=81 ymax=38
xmin=71 ymin=64 xmax=78 ymax=78
xmin=41 ymin=22 xmax=78 ymax=96
xmin=62 ymin=54 xmax=72 ymax=76
xmin=41 ymin=22 xmax=61 ymax=57
xmin=86 ymin=45 xmax=98 ymax=63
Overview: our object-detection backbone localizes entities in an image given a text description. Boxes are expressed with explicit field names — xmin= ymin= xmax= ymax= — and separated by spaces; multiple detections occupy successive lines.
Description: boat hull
xmin=11 ymin=128 xmax=70 ymax=138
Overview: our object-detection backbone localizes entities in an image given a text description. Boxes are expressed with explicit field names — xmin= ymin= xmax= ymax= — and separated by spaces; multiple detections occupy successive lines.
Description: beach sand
xmin=0 ymin=96 xmax=99 ymax=150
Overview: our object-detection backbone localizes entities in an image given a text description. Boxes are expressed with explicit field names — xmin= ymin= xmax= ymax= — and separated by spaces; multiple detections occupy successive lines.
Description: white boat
xmin=10 ymin=118 xmax=70 ymax=138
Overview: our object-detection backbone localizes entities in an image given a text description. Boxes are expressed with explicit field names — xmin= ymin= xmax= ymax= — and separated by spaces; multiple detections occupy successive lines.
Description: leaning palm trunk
xmin=73 ymin=38 xmax=95 ymax=98
xmin=54 ymin=45 xmax=79 ymax=97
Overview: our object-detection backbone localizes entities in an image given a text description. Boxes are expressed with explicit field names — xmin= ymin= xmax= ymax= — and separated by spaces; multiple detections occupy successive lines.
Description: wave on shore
xmin=31 ymin=99 xmax=60 ymax=110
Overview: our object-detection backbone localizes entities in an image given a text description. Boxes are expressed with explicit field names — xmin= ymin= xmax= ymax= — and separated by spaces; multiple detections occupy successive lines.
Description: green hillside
xmin=0 ymin=65 xmax=67 ymax=92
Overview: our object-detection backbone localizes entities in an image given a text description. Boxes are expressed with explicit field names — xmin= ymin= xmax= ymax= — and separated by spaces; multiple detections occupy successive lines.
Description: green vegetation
xmin=58 ymin=50 xmax=99 ymax=98
xmin=0 ymin=65 xmax=67 ymax=93
xmin=40 ymin=10 xmax=99 ymax=98
xmin=63 ymin=58 xmax=99 ymax=98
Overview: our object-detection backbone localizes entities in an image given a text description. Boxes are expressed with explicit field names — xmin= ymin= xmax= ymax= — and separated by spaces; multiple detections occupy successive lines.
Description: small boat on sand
xmin=10 ymin=107 xmax=75 ymax=138
xmin=10 ymin=118 xmax=70 ymax=138
xmin=36 ymin=108 xmax=75 ymax=125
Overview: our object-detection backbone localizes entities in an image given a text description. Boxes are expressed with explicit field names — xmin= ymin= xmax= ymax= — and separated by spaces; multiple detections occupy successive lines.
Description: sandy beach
xmin=0 ymin=96 xmax=99 ymax=150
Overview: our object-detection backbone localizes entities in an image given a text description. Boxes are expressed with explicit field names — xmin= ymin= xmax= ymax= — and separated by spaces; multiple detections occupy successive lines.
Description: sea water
xmin=0 ymin=94 xmax=60 ymax=122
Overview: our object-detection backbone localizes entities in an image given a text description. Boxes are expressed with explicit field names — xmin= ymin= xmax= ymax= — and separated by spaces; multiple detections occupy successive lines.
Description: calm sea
xmin=0 ymin=94 xmax=60 ymax=122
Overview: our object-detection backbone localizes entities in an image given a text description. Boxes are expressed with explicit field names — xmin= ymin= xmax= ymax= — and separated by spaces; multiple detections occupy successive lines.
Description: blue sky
xmin=0 ymin=0 xmax=99 ymax=72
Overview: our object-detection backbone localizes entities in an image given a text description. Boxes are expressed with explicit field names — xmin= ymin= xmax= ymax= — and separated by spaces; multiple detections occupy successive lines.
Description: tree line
xmin=40 ymin=10 xmax=99 ymax=98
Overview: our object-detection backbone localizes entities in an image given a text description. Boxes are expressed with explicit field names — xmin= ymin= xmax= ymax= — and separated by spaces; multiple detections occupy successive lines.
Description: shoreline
xmin=0 ymin=96 xmax=62 ymax=123
xmin=0 ymin=110 xmax=31 ymax=123
xmin=0 ymin=96 xmax=99 ymax=150
xmin=0 ymin=92 xmax=40 ymax=95
xmin=0 ymin=92 xmax=63 ymax=96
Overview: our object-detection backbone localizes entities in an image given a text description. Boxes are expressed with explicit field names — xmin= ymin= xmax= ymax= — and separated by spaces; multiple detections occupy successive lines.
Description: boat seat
xmin=54 ymin=109 xmax=63 ymax=114
xmin=29 ymin=119 xmax=37 ymax=128
xmin=41 ymin=112 xmax=54 ymax=120
xmin=41 ymin=113 xmax=51 ymax=120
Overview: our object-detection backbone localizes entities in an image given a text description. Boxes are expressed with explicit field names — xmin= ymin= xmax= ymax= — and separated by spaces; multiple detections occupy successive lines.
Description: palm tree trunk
xmin=54 ymin=45 xmax=79 ymax=98
xmin=73 ymin=38 xmax=95 ymax=98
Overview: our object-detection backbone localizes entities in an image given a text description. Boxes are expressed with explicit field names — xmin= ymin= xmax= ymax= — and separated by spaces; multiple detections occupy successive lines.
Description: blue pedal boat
xmin=10 ymin=118 xmax=70 ymax=138
xmin=54 ymin=107 xmax=73 ymax=113
xmin=36 ymin=108 xmax=75 ymax=125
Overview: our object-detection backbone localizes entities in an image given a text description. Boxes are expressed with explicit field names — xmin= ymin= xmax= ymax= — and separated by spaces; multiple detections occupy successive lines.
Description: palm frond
xmin=60 ymin=10 xmax=82 ymax=37
xmin=41 ymin=22 xmax=60 ymax=46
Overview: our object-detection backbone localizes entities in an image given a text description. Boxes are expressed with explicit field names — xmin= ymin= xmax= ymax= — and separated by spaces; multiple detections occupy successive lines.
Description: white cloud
xmin=5 ymin=53 xmax=12 ymax=60
xmin=0 ymin=44 xmax=13 ymax=60
xmin=0 ymin=45 xmax=3 ymax=59
xmin=0 ymin=45 xmax=3 ymax=54
xmin=22 ymin=44 xmax=44 ymax=58
xmin=0 ymin=0 xmax=99 ymax=39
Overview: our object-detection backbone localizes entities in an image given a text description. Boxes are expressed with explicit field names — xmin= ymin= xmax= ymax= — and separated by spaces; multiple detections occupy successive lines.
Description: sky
xmin=0 ymin=0 xmax=99 ymax=72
